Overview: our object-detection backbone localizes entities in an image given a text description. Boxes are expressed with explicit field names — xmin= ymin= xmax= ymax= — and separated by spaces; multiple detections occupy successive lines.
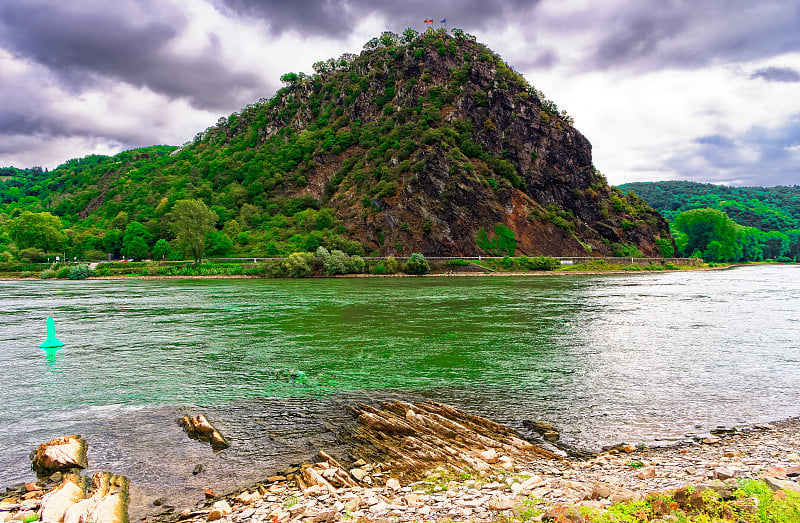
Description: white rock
xmin=480 ymin=449 xmax=499 ymax=464
xmin=39 ymin=479 xmax=85 ymax=523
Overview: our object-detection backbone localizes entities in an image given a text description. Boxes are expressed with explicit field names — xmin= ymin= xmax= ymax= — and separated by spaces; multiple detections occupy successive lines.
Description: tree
xmin=125 ymin=236 xmax=149 ymax=260
xmin=673 ymin=208 xmax=738 ymax=261
xmin=8 ymin=211 xmax=66 ymax=252
xmin=152 ymin=239 xmax=172 ymax=260
xmin=401 ymin=28 xmax=419 ymax=43
xmin=102 ymin=229 xmax=123 ymax=258
xmin=205 ymin=230 xmax=233 ymax=256
xmin=168 ymin=199 xmax=218 ymax=263
xmin=123 ymin=221 xmax=152 ymax=258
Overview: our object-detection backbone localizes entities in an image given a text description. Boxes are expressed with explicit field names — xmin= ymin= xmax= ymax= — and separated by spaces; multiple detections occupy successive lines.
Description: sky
xmin=1 ymin=0 xmax=799 ymax=187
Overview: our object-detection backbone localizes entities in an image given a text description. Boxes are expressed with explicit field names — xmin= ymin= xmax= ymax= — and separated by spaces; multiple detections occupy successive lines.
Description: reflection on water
xmin=1 ymin=265 xmax=799 ymax=516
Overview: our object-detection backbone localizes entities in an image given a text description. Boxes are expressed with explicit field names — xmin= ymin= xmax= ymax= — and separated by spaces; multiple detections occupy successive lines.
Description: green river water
xmin=1 ymin=265 xmax=799 ymax=515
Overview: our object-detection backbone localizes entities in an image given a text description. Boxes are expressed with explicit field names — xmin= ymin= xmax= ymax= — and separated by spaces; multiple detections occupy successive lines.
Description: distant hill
xmin=0 ymin=29 xmax=672 ymax=261
xmin=618 ymin=181 xmax=800 ymax=233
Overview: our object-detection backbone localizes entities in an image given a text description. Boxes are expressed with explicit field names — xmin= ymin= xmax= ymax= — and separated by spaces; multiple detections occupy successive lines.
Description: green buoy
xmin=40 ymin=317 xmax=64 ymax=349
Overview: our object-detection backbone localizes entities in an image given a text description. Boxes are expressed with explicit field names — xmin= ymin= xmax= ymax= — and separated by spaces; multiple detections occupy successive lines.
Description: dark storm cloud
xmin=216 ymin=0 xmax=540 ymax=37
xmin=666 ymin=116 xmax=800 ymax=186
xmin=583 ymin=1 xmax=800 ymax=71
xmin=0 ymin=0 xmax=264 ymax=111
xmin=751 ymin=66 xmax=800 ymax=83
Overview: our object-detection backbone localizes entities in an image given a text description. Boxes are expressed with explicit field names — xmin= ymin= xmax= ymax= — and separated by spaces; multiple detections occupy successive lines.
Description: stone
xmin=343 ymin=496 xmax=361 ymax=512
xmin=385 ymin=478 xmax=400 ymax=491
xmin=479 ymin=449 xmax=499 ymax=464
xmin=403 ymin=493 xmax=422 ymax=507
xmin=761 ymin=466 xmax=787 ymax=478
xmin=544 ymin=506 xmax=584 ymax=523
xmin=62 ymin=472 xmax=128 ymax=523
xmin=497 ymin=456 xmax=515 ymax=470
xmin=312 ymin=509 xmax=340 ymax=522
xmin=634 ymin=466 xmax=656 ymax=479
xmin=13 ymin=511 xmax=38 ymax=522
xmin=178 ymin=415 xmax=230 ymax=451
xmin=39 ymin=477 xmax=85 ymax=523
xmin=487 ymin=495 xmax=517 ymax=510
xmin=30 ymin=436 xmax=88 ymax=476
xmin=764 ymin=477 xmax=800 ymax=494
xmin=520 ymin=475 xmax=544 ymax=490
xmin=304 ymin=485 xmax=323 ymax=496
xmin=713 ymin=467 xmax=737 ymax=480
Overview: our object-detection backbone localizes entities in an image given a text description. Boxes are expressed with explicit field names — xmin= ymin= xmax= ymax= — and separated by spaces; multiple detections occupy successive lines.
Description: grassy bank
xmin=0 ymin=257 xmax=760 ymax=280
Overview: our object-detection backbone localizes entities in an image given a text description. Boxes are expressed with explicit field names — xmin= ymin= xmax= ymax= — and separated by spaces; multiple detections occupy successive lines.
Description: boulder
xmin=487 ymin=495 xmax=517 ymax=510
xmin=62 ymin=472 xmax=128 ymax=523
xmin=39 ymin=477 xmax=86 ymax=523
xmin=479 ymin=448 xmax=499 ymax=464
xmin=178 ymin=415 xmax=229 ymax=451
xmin=30 ymin=436 xmax=88 ymax=476
xmin=207 ymin=500 xmax=232 ymax=521
xmin=764 ymin=477 xmax=800 ymax=494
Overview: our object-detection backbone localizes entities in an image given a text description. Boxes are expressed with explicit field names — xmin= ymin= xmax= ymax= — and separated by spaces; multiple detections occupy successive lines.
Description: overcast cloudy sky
xmin=1 ymin=0 xmax=799 ymax=186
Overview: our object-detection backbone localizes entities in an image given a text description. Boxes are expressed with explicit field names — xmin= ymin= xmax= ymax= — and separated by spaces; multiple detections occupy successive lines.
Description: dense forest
xmin=0 ymin=29 xmax=671 ymax=266
xmin=619 ymin=181 xmax=800 ymax=262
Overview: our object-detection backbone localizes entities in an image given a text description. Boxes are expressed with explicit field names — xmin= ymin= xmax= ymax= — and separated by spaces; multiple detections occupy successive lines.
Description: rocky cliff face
xmin=26 ymin=30 xmax=671 ymax=259
xmin=226 ymin=31 xmax=671 ymax=257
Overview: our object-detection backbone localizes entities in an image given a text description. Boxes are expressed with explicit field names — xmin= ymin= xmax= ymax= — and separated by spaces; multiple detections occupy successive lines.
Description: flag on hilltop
xmin=440 ymin=19 xmax=446 ymax=23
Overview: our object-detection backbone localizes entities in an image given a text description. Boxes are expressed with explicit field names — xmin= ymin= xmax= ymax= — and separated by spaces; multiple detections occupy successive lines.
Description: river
xmin=1 ymin=265 xmax=798 ymax=515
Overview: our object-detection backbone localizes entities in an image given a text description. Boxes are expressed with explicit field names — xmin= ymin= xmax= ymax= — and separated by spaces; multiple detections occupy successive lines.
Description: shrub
xmin=519 ymin=256 xmax=560 ymax=271
xmin=285 ymin=252 xmax=314 ymax=277
xmin=346 ymin=255 xmax=365 ymax=274
xmin=404 ymin=253 xmax=430 ymax=275
xmin=385 ymin=256 xmax=400 ymax=274
xmin=68 ymin=264 xmax=92 ymax=280
xmin=19 ymin=247 xmax=47 ymax=262
xmin=39 ymin=269 xmax=56 ymax=279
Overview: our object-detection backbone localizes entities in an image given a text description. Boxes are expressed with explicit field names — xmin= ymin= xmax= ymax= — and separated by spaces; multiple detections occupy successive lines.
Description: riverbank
xmin=3 ymin=403 xmax=799 ymax=523
xmin=148 ymin=411 xmax=800 ymax=523
xmin=0 ymin=260 xmax=730 ymax=281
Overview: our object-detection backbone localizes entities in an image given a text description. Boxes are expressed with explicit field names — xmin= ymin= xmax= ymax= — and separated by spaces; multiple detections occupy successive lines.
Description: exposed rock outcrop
xmin=178 ymin=415 xmax=230 ymax=451
xmin=30 ymin=436 xmax=88 ymax=477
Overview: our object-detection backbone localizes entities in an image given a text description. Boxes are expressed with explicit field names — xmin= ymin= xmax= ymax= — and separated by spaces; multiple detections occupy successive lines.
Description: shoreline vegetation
xmin=0 ymin=255 xmax=765 ymax=281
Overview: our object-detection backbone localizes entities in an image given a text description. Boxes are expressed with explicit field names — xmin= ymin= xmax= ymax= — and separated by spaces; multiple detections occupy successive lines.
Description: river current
xmin=1 ymin=265 xmax=798 ymax=515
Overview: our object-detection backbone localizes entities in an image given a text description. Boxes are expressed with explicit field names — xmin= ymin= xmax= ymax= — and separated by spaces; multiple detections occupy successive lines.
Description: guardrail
xmin=205 ymin=256 xmax=702 ymax=266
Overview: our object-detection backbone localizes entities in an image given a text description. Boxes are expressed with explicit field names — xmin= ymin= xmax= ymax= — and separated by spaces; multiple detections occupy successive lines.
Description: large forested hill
xmin=618 ymin=181 xmax=800 ymax=233
xmin=0 ymin=29 xmax=672 ymax=261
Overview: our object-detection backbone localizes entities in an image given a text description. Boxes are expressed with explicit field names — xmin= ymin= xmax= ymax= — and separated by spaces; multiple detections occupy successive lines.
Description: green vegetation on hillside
xmin=620 ymin=181 xmax=800 ymax=262
xmin=0 ymin=28 xmax=666 ymax=264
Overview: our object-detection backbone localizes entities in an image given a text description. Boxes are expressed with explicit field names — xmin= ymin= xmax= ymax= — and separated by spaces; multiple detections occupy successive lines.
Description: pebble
xmin=9 ymin=414 xmax=797 ymax=523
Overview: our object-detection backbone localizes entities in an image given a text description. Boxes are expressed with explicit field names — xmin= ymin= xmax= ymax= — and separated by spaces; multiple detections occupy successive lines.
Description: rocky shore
xmin=3 ymin=402 xmax=799 ymax=523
